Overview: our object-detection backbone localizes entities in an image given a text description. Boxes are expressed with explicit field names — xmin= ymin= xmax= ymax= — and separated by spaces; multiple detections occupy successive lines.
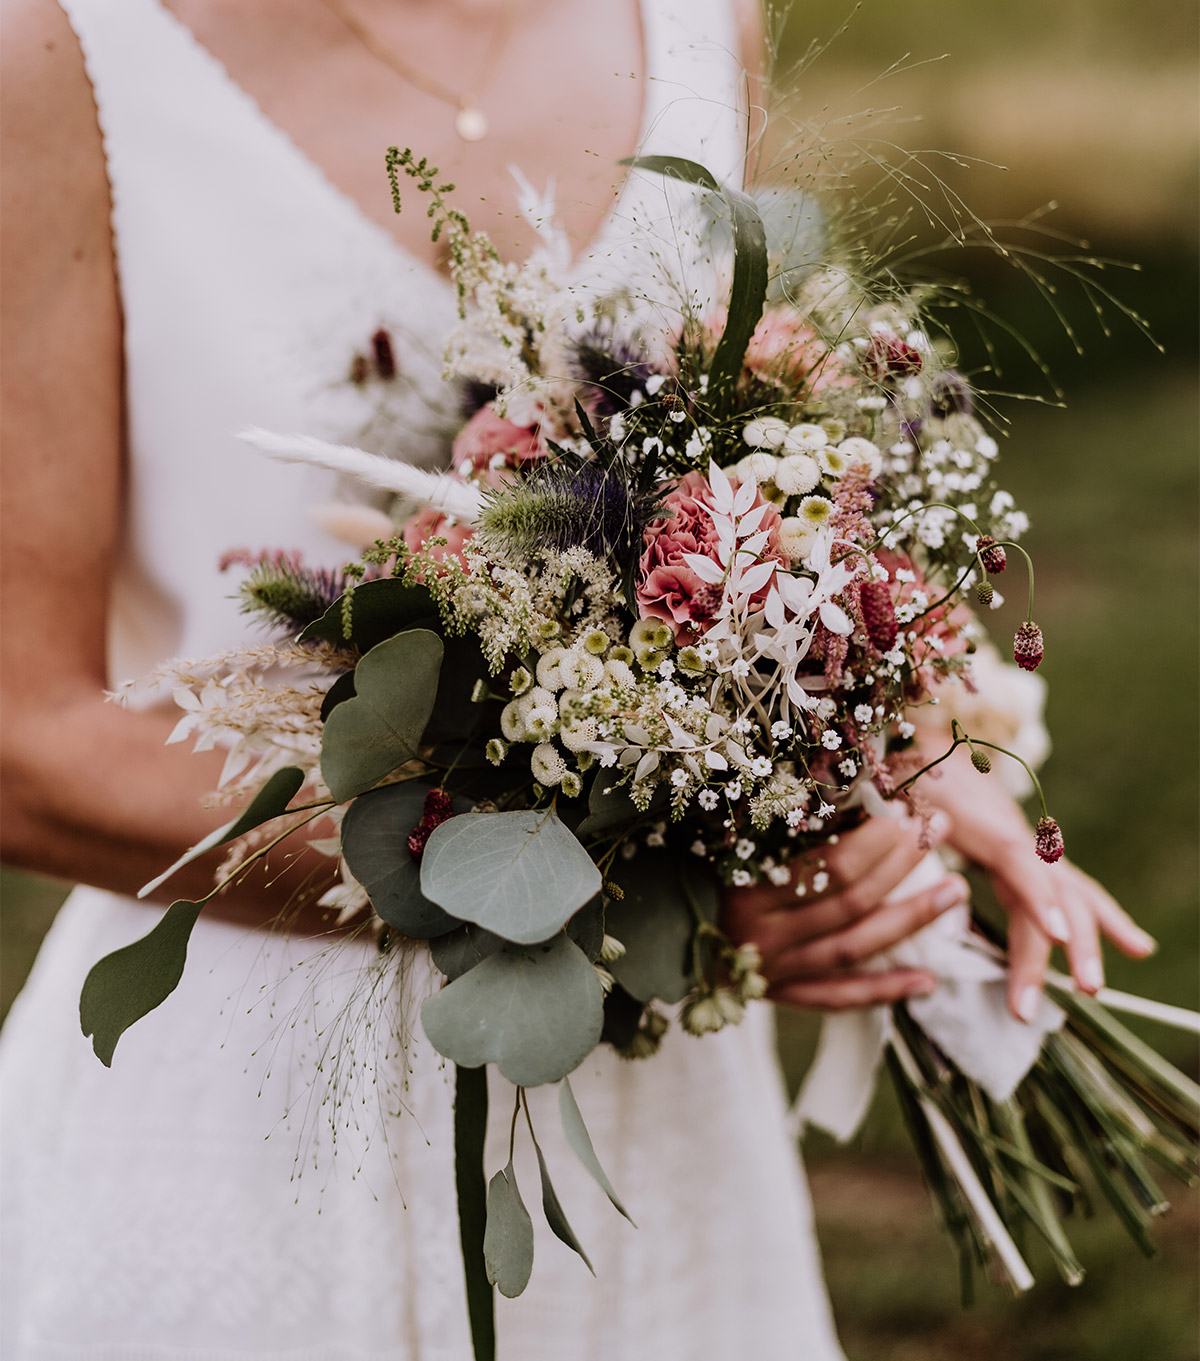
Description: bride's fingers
xmin=770 ymin=968 xmax=936 ymax=1011
xmin=1060 ymin=862 xmax=1157 ymax=958
xmin=754 ymin=822 xmax=946 ymax=965
xmin=1007 ymin=911 xmax=1053 ymax=1022
xmin=766 ymin=875 xmax=969 ymax=981
xmin=984 ymin=846 xmax=1072 ymax=945
xmin=1055 ymin=878 xmax=1106 ymax=993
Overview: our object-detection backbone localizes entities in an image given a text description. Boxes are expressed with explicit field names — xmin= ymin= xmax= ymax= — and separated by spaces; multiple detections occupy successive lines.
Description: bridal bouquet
xmin=81 ymin=149 xmax=1197 ymax=1353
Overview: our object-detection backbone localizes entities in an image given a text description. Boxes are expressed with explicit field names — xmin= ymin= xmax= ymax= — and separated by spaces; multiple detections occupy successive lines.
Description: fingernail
xmin=1046 ymin=907 xmax=1070 ymax=943
xmin=933 ymin=878 xmax=965 ymax=911
xmin=1078 ymin=957 xmax=1104 ymax=993
xmin=1130 ymin=926 xmax=1158 ymax=956
xmin=1015 ymin=985 xmax=1040 ymax=1024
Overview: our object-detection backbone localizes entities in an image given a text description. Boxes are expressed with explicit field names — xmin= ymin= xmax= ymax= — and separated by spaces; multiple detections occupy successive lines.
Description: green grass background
xmin=2 ymin=2 xmax=1196 ymax=1357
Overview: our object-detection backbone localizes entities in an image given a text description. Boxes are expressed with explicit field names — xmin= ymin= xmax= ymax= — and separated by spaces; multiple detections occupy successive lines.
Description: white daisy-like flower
xmin=530 ymin=742 xmax=567 ymax=785
xmin=735 ymin=451 xmax=779 ymax=485
xmin=698 ymin=789 xmax=719 ymax=810
xmin=750 ymin=756 xmax=772 ymax=777
xmin=735 ymin=838 xmax=756 ymax=860
xmin=816 ymin=446 xmax=850 ymax=479
xmin=797 ymin=495 xmax=834 ymax=528
xmin=838 ymin=758 xmax=858 ymax=778
xmin=837 ymin=436 xmax=882 ymax=479
xmin=742 ymin=416 xmax=790 ymax=449
xmin=854 ymin=704 xmax=873 ymax=724
xmin=774 ymin=452 xmax=821 ymax=495
xmin=770 ymin=721 xmax=792 ymax=740
xmin=821 ymin=730 xmax=842 ymax=750
xmin=671 ymin=768 xmax=689 ymax=788
xmin=783 ymin=422 xmax=828 ymax=453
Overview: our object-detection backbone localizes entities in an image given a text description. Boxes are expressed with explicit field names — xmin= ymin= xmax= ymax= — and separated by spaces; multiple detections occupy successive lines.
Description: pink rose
xmin=743 ymin=308 xmax=849 ymax=395
xmin=452 ymin=405 xmax=547 ymax=474
xmin=636 ymin=471 xmax=784 ymax=641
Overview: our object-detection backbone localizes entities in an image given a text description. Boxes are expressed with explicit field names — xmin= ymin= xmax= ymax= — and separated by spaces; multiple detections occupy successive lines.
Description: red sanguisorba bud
xmin=407 ymin=788 xmax=456 ymax=862
xmin=1014 ymin=620 xmax=1044 ymax=671
xmin=859 ymin=580 xmax=898 ymax=651
xmin=975 ymin=534 xmax=1007 ymax=574
xmin=867 ymin=333 xmax=923 ymax=380
xmin=1035 ymin=816 xmax=1065 ymax=864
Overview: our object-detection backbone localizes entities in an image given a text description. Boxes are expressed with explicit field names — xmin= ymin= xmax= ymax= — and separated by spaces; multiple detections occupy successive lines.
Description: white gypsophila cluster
xmin=446 ymin=543 xmax=622 ymax=673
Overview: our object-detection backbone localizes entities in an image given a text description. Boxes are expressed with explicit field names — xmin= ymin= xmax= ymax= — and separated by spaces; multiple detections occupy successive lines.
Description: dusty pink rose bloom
xmin=403 ymin=506 xmax=474 ymax=570
xmin=743 ymin=308 xmax=848 ymax=395
xmin=636 ymin=471 xmax=784 ymax=641
xmin=452 ymin=405 xmax=547 ymax=474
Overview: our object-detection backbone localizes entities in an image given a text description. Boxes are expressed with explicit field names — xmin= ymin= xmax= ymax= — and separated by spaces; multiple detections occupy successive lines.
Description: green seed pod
xmin=975 ymin=581 xmax=994 ymax=607
xmin=970 ymin=748 xmax=992 ymax=774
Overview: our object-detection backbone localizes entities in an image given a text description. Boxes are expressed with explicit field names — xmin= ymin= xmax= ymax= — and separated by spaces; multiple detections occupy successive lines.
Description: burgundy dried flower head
xmin=407 ymin=788 xmax=456 ymax=862
xmin=866 ymin=333 xmax=924 ymax=380
xmin=859 ymin=580 xmax=898 ymax=651
xmin=976 ymin=535 xmax=1007 ymax=574
xmin=1014 ymin=620 xmax=1044 ymax=671
xmin=1035 ymin=816 xmax=1065 ymax=864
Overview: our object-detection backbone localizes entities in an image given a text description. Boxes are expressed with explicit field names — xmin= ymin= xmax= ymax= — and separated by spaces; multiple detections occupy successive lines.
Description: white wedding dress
xmin=0 ymin=2 xmax=846 ymax=1357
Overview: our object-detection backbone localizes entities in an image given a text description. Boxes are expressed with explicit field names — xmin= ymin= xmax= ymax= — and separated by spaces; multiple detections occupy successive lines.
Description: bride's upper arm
xmin=1 ymin=0 xmax=123 ymax=748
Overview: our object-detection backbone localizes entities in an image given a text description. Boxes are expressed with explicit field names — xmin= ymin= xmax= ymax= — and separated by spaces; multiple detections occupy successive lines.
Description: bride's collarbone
xmin=160 ymin=0 xmax=647 ymax=269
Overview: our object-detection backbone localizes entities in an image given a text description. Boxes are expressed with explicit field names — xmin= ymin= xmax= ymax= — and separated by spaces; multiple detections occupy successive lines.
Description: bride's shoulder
xmin=2 ymin=0 xmax=113 ymax=273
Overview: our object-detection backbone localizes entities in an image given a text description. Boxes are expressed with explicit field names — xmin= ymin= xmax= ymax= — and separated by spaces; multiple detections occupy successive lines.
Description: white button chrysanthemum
xmin=560 ymin=716 xmax=599 ymax=751
xmin=742 ymin=416 xmax=790 ymax=449
xmin=530 ymin=742 xmax=568 ymax=785
xmin=525 ymin=706 xmax=559 ymax=740
xmin=735 ymin=451 xmax=779 ymax=485
xmin=559 ymin=649 xmax=604 ymax=690
xmin=774 ymin=453 xmax=820 ymax=495
xmin=797 ymin=495 xmax=834 ymax=528
xmin=838 ymin=436 xmax=882 ymax=478
xmin=783 ymin=422 xmax=828 ymax=453
xmin=536 ymin=647 xmax=568 ymax=690
xmin=500 ymin=699 xmax=527 ymax=742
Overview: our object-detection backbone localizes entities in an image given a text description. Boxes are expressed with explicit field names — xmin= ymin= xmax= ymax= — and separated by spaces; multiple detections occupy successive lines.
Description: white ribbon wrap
xmin=789 ymin=788 xmax=1064 ymax=1142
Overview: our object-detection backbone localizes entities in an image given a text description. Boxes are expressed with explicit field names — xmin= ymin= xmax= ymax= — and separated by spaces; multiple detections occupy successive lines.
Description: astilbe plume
xmin=223 ymin=549 xmax=352 ymax=633
xmin=859 ymin=580 xmax=898 ymax=651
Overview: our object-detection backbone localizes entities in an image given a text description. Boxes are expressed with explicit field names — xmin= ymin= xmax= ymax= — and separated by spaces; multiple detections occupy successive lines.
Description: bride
xmin=0 ymin=0 xmax=1153 ymax=1356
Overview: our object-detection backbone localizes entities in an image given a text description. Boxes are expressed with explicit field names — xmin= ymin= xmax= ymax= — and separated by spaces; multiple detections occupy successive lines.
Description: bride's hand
xmin=911 ymin=738 xmax=1156 ymax=1019
xmin=720 ymin=814 xmax=970 ymax=1010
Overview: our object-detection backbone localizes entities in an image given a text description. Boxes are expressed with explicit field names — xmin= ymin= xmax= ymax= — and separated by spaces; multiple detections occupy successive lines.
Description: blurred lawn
xmin=2 ymin=2 xmax=1196 ymax=1356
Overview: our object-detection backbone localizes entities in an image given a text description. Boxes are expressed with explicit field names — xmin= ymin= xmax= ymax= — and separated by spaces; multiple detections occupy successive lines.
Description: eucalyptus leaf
xmin=320 ymin=629 xmax=442 ymax=803
xmin=80 ymin=898 xmax=205 ymax=1065
xmin=430 ymin=924 xmax=506 ymax=981
xmin=420 ymin=809 xmax=601 ymax=946
xmin=566 ymin=898 xmax=604 ymax=961
xmin=560 ymin=1077 xmax=634 ymax=1224
xmin=341 ymin=783 xmax=465 ymax=937
xmin=604 ymin=852 xmax=697 ymax=1004
xmin=319 ymin=671 xmax=356 ymax=722
xmin=483 ymin=1161 xmax=535 ymax=1298
xmin=421 ymin=935 xmax=604 ymax=1087
xmin=532 ymin=1140 xmax=594 ymax=1274
xmin=299 ymin=577 xmax=436 ymax=650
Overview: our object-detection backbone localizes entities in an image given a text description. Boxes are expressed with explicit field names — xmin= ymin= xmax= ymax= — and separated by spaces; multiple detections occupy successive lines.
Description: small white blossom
xmin=811 ymin=870 xmax=830 ymax=893
xmin=854 ymin=704 xmax=873 ymax=724
xmin=735 ymin=838 xmax=756 ymax=860
xmin=697 ymin=789 xmax=719 ymax=810
xmin=730 ymin=869 xmax=754 ymax=888
xmin=821 ymin=730 xmax=842 ymax=750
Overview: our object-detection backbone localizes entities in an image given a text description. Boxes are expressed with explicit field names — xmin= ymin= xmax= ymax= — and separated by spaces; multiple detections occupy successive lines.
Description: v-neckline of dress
xmin=147 ymin=0 xmax=653 ymax=288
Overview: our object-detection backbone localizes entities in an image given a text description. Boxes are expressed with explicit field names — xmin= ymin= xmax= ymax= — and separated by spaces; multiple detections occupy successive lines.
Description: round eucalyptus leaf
xmin=420 ymin=808 xmax=601 ymax=946
xmin=420 ymin=935 xmax=604 ymax=1088
xmin=341 ymin=784 xmax=465 ymax=938
xmin=320 ymin=629 xmax=443 ymax=803
xmin=429 ymin=923 xmax=505 ymax=981
xmin=483 ymin=1162 xmax=534 ymax=1299
xmin=605 ymin=852 xmax=698 ymax=1004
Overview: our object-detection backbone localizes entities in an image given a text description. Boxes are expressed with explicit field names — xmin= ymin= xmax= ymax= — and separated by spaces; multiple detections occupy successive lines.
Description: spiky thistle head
xmin=476 ymin=453 xmax=665 ymax=563
xmin=224 ymin=549 xmax=352 ymax=634
xmin=569 ymin=327 xmax=660 ymax=418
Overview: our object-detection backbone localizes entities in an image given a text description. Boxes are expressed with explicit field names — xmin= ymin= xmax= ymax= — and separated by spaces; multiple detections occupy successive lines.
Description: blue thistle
xmin=570 ymin=328 xmax=660 ymax=417
xmin=929 ymin=370 xmax=974 ymax=418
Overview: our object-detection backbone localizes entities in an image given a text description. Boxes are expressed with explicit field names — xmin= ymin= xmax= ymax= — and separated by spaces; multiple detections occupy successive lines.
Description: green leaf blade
xmin=604 ymin=853 xmax=697 ymax=1004
xmin=299 ymin=578 xmax=436 ymax=650
xmin=79 ymin=898 xmax=205 ymax=1065
xmin=483 ymin=1162 xmax=535 ymax=1298
xmin=532 ymin=1141 xmax=594 ymax=1275
xmin=559 ymin=1077 xmax=635 ymax=1224
xmin=320 ymin=629 xmax=443 ymax=803
xmin=420 ymin=809 xmax=601 ymax=946
xmin=455 ymin=1064 xmax=496 ymax=1361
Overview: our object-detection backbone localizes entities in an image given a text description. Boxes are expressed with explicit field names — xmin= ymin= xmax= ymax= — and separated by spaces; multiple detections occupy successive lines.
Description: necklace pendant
xmin=455 ymin=104 xmax=489 ymax=142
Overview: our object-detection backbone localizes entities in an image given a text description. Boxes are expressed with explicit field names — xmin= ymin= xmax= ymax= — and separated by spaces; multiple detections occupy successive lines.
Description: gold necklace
xmin=319 ymin=0 xmax=519 ymax=143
